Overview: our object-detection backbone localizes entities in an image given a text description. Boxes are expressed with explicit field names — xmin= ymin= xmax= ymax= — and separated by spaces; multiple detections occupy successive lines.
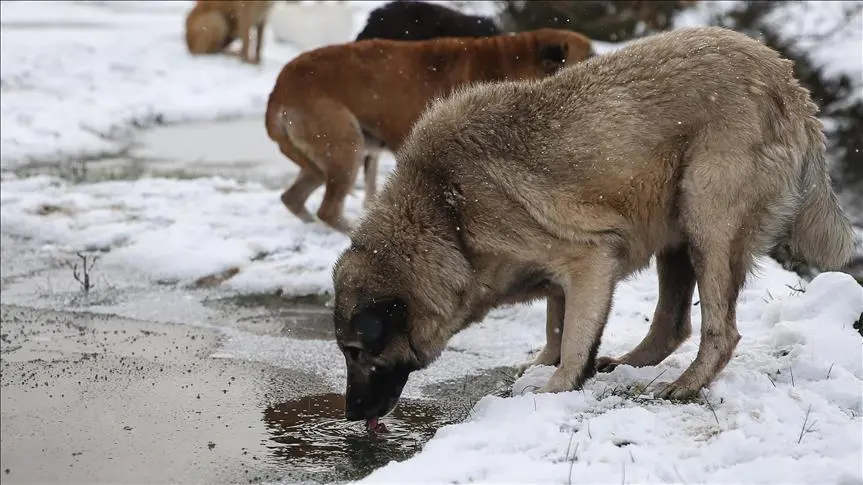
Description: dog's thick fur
xmin=355 ymin=1 xmax=502 ymax=42
xmin=185 ymin=0 xmax=273 ymax=64
xmin=331 ymin=26 xmax=856 ymax=422
xmin=265 ymin=28 xmax=593 ymax=233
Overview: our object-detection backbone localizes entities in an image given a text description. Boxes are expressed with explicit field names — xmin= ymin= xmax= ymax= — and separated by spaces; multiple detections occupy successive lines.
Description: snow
xmin=0 ymin=0 xmax=299 ymax=169
xmin=674 ymin=0 xmax=863 ymax=104
xmin=0 ymin=174 xmax=353 ymax=293
xmin=359 ymin=271 xmax=863 ymax=485
xmin=1 ymin=1 xmax=862 ymax=484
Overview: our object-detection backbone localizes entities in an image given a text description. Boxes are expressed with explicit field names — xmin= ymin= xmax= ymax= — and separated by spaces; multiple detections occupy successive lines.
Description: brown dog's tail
xmin=265 ymin=95 xmax=283 ymax=143
xmin=785 ymin=122 xmax=857 ymax=271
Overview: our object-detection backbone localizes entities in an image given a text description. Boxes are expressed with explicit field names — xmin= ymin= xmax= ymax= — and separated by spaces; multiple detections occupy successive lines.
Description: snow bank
xmin=0 ymin=174 xmax=352 ymax=294
xmin=357 ymin=272 xmax=863 ymax=484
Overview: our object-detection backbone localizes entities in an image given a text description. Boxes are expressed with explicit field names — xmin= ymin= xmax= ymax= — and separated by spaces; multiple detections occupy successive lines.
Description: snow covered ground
xmin=359 ymin=270 xmax=863 ymax=484
xmin=1 ymin=1 xmax=862 ymax=484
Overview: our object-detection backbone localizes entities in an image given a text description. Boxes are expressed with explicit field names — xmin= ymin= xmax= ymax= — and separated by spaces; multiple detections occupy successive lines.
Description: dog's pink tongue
xmin=366 ymin=417 xmax=388 ymax=434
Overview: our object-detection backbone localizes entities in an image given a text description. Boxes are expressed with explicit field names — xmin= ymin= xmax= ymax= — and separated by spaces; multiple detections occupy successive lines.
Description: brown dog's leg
xmin=596 ymin=244 xmax=696 ymax=372
xmin=280 ymin=101 xmax=363 ymax=233
xmin=236 ymin=10 xmax=254 ymax=64
xmin=516 ymin=290 xmax=564 ymax=376
xmin=362 ymin=152 xmax=380 ymax=209
xmin=281 ymin=169 xmax=324 ymax=223
xmin=318 ymin=172 xmax=356 ymax=234
xmin=254 ymin=20 xmax=265 ymax=64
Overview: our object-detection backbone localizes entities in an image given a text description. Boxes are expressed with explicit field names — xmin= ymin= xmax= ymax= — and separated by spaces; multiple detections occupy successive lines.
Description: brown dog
xmin=265 ymin=28 xmax=593 ymax=233
xmin=185 ymin=0 xmax=273 ymax=65
xmin=331 ymin=26 xmax=856 ymax=424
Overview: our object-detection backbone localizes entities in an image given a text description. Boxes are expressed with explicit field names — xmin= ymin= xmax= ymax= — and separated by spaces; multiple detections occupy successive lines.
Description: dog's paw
xmin=595 ymin=356 xmax=621 ymax=373
xmin=535 ymin=366 xmax=580 ymax=394
xmin=654 ymin=377 xmax=702 ymax=401
xmin=516 ymin=348 xmax=560 ymax=377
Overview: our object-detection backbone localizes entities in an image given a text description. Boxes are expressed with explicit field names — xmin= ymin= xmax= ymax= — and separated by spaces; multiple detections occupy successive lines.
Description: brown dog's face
xmin=332 ymin=218 xmax=475 ymax=423
xmin=534 ymin=29 xmax=595 ymax=75
xmin=332 ymin=249 xmax=426 ymax=423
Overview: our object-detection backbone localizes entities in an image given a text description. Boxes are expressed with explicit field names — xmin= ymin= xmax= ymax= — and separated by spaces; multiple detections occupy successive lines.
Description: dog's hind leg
xmin=656 ymin=153 xmax=759 ymax=400
xmin=596 ymin=244 xmax=696 ymax=373
xmin=303 ymin=111 xmax=365 ymax=234
xmin=362 ymin=152 xmax=380 ymax=209
xmin=318 ymin=165 xmax=359 ymax=234
xmin=272 ymin=101 xmax=364 ymax=232
xmin=281 ymin=168 xmax=324 ymax=223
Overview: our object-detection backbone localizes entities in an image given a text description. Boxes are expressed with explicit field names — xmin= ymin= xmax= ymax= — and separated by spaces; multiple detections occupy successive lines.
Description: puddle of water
xmin=262 ymin=392 xmax=443 ymax=482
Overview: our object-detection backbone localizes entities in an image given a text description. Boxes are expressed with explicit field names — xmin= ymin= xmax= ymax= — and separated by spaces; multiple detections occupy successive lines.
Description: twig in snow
xmin=765 ymin=373 xmax=777 ymax=388
xmin=636 ymin=369 xmax=667 ymax=398
xmin=587 ymin=420 xmax=593 ymax=439
xmin=519 ymin=384 xmax=541 ymax=396
xmin=826 ymin=363 xmax=834 ymax=380
xmin=797 ymin=405 xmax=819 ymax=444
xmin=67 ymin=251 xmax=98 ymax=294
xmin=701 ymin=389 xmax=719 ymax=425
xmin=785 ymin=281 xmax=806 ymax=295
xmin=790 ymin=366 xmax=795 ymax=387
xmin=566 ymin=432 xmax=579 ymax=485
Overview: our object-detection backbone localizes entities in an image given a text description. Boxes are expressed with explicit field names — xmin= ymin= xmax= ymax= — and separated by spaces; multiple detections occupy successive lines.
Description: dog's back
xmin=404 ymin=26 xmax=855 ymax=270
xmin=355 ymin=1 xmax=501 ymax=41
xmin=268 ymin=28 xmax=591 ymax=150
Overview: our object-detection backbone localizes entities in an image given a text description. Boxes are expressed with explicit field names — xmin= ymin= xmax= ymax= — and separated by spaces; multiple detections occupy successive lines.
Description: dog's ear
xmin=351 ymin=297 xmax=409 ymax=356
xmin=539 ymin=42 xmax=569 ymax=73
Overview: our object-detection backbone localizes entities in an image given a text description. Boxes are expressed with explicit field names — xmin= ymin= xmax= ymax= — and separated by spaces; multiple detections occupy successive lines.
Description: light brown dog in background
xmin=265 ymin=28 xmax=593 ymax=233
xmin=185 ymin=0 xmax=273 ymax=65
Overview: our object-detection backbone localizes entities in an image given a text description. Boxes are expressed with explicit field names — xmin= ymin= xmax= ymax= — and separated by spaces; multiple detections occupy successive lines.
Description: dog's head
xmin=532 ymin=28 xmax=594 ymax=75
xmin=332 ymin=212 xmax=473 ymax=423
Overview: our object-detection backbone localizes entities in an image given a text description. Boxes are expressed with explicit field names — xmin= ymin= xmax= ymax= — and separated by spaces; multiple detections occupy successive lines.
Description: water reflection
xmin=262 ymin=392 xmax=442 ymax=481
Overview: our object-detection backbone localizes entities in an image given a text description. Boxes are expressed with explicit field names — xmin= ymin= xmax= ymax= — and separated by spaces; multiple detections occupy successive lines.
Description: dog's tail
xmin=785 ymin=122 xmax=856 ymax=271
xmin=265 ymin=95 xmax=283 ymax=143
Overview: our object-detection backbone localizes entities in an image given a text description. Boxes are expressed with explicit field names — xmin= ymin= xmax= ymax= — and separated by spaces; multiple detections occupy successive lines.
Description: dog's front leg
xmin=253 ymin=20 xmax=265 ymax=64
xmin=237 ymin=12 xmax=254 ymax=64
xmin=516 ymin=290 xmax=563 ymax=376
xmin=537 ymin=255 xmax=617 ymax=394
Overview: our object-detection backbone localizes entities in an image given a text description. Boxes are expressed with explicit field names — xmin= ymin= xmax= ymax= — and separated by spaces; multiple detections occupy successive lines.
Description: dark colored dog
xmin=355 ymin=1 xmax=501 ymax=42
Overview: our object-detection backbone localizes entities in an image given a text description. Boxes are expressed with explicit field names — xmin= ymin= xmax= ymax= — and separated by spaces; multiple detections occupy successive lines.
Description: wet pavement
xmin=0 ymin=117 xmax=514 ymax=483
xmin=2 ymin=114 xmax=861 ymax=484
xmin=0 ymin=301 xmax=512 ymax=484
